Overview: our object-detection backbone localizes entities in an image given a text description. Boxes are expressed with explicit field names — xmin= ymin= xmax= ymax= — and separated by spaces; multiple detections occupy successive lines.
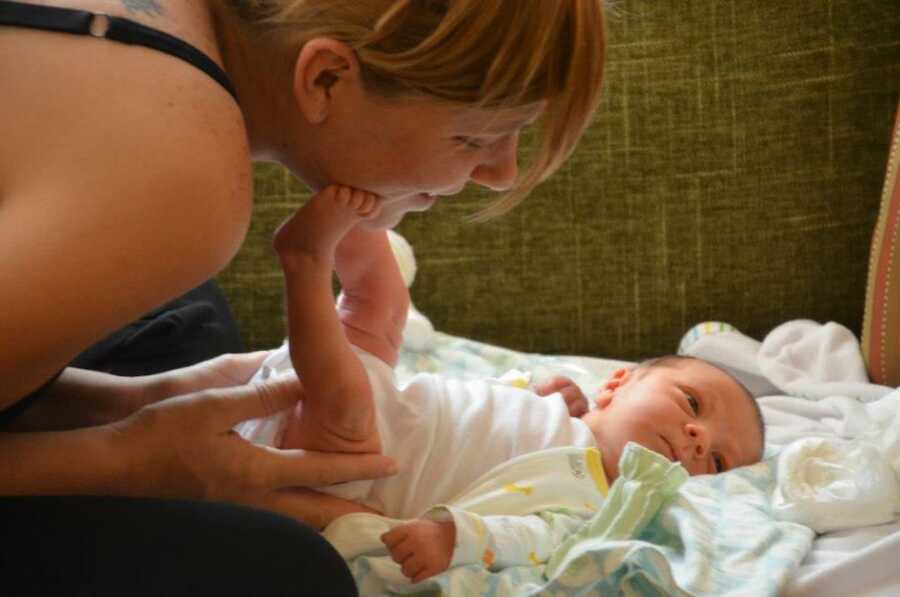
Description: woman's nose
xmin=684 ymin=423 xmax=710 ymax=459
xmin=470 ymin=133 xmax=519 ymax=192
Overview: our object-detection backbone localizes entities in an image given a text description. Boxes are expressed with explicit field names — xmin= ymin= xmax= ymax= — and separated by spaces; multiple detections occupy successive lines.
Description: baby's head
xmin=580 ymin=355 xmax=765 ymax=481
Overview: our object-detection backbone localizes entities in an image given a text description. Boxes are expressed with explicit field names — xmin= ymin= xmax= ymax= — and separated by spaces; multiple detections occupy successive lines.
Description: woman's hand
xmin=534 ymin=376 xmax=589 ymax=418
xmin=6 ymin=352 xmax=272 ymax=432
xmin=133 ymin=351 xmax=272 ymax=410
xmin=112 ymin=374 xmax=397 ymax=527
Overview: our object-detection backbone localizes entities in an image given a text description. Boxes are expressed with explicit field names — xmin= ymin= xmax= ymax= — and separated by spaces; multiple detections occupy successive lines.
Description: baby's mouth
xmin=659 ymin=434 xmax=677 ymax=462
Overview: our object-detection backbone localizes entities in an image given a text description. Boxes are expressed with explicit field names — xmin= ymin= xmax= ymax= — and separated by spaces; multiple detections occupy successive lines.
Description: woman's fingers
xmin=146 ymin=351 xmax=273 ymax=404
xmin=251 ymin=443 xmax=397 ymax=488
xmin=250 ymin=487 xmax=383 ymax=530
xmin=211 ymin=351 xmax=271 ymax=384
xmin=198 ymin=375 xmax=302 ymax=429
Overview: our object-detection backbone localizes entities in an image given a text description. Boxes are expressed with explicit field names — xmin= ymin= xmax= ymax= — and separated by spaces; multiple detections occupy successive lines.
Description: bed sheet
xmin=392 ymin=326 xmax=900 ymax=596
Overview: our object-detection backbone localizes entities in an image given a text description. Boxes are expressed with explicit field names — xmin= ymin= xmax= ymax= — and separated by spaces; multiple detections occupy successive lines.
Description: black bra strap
xmin=0 ymin=1 xmax=238 ymax=102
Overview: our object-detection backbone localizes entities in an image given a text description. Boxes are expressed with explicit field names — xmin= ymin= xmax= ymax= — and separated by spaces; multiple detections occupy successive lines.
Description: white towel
xmin=772 ymin=437 xmax=899 ymax=533
xmin=759 ymin=320 xmax=891 ymax=402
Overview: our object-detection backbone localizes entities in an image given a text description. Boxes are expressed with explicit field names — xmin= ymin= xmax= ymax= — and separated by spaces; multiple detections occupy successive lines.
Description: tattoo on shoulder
xmin=120 ymin=0 xmax=164 ymax=17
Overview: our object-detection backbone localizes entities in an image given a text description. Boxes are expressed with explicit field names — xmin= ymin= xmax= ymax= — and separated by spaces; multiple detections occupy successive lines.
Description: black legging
xmin=0 ymin=496 xmax=357 ymax=596
xmin=1 ymin=281 xmax=357 ymax=595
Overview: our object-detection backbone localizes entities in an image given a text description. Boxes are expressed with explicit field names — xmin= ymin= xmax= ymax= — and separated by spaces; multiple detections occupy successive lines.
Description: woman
xmin=0 ymin=0 xmax=606 ymax=593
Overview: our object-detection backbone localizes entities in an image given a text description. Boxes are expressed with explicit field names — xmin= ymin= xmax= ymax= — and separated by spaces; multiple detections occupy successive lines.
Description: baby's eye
xmin=686 ymin=394 xmax=700 ymax=415
xmin=713 ymin=453 xmax=726 ymax=473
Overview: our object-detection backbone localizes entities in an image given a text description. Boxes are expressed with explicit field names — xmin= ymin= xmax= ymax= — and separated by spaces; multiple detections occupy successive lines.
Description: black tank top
xmin=0 ymin=0 xmax=238 ymax=101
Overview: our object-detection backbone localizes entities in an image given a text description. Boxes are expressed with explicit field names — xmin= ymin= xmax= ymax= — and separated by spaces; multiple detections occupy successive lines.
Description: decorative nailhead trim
xmin=867 ymin=119 xmax=900 ymax=382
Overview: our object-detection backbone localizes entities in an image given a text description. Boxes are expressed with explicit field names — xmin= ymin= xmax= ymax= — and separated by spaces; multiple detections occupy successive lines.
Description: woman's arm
xmin=0 ymin=44 xmax=253 ymax=407
xmin=0 ymin=376 xmax=397 ymax=526
xmin=5 ymin=352 xmax=270 ymax=432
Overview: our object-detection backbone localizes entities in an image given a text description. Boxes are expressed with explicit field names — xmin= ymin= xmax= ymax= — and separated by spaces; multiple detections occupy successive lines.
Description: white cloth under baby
xmin=759 ymin=320 xmax=892 ymax=401
xmin=772 ymin=437 xmax=900 ymax=533
xmin=236 ymin=343 xmax=596 ymax=519
xmin=678 ymin=319 xmax=894 ymax=401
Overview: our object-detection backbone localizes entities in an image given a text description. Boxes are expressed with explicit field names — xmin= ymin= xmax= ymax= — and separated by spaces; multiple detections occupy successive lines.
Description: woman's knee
xmin=1 ymin=496 xmax=357 ymax=597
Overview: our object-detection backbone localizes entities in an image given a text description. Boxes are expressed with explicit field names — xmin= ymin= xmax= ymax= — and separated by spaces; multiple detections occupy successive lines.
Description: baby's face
xmin=581 ymin=358 xmax=763 ymax=480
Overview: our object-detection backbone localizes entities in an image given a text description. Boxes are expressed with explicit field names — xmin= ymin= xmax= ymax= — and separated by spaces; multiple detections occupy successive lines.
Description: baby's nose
xmin=684 ymin=423 xmax=710 ymax=458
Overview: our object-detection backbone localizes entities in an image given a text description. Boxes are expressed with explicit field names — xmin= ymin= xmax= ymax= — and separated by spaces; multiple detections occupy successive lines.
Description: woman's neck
xmin=207 ymin=3 xmax=296 ymax=162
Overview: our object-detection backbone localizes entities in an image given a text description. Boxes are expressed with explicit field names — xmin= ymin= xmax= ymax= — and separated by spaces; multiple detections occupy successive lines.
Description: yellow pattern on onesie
xmin=503 ymin=483 xmax=534 ymax=496
xmin=425 ymin=446 xmax=610 ymax=571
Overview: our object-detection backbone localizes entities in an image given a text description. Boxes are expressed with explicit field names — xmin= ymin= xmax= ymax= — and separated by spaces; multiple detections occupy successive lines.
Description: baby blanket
xmin=327 ymin=326 xmax=843 ymax=595
xmin=332 ymin=443 xmax=690 ymax=596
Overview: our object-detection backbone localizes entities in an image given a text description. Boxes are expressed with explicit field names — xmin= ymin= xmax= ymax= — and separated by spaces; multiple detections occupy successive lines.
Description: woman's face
xmin=305 ymin=89 xmax=543 ymax=228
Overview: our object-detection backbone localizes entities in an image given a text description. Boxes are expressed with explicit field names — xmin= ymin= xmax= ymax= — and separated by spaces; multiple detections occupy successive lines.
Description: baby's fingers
xmin=534 ymin=375 xmax=576 ymax=396
xmin=562 ymin=391 xmax=589 ymax=417
xmin=411 ymin=566 xmax=438 ymax=584
xmin=401 ymin=555 xmax=427 ymax=582
xmin=381 ymin=525 xmax=409 ymax=550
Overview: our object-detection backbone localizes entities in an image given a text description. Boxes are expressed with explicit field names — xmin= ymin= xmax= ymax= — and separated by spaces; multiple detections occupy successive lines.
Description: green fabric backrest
xmin=218 ymin=0 xmax=900 ymax=361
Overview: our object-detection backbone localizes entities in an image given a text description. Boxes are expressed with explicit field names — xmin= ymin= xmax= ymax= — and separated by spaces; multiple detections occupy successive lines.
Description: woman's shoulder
xmin=0 ymin=2 xmax=255 ymax=402
xmin=0 ymin=1 xmax=253 ymax=251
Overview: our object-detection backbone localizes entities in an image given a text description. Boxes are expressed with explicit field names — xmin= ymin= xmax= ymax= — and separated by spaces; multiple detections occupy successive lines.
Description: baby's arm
xmin=274 ymin=185 xmax=383 ymax=453
xmin=382 ymin=508 xmax=588 ymax=582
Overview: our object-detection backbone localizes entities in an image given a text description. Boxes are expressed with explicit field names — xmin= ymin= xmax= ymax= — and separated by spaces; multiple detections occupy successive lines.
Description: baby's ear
xmin=594 ymin=388 xmax=614 ymax=409
xmin=603 ymin=368 xmax=630 ymax=390
xmin=595 ymin=368 xmax=631 ymax=408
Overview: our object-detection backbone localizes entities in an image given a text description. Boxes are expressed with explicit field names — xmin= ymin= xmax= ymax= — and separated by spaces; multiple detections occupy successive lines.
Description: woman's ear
xmin=292 ymin=38 xmax=360 ymax=124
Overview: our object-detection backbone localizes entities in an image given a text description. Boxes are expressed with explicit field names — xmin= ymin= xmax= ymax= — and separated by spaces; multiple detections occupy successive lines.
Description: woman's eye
xmin=454 ymin=136 xmax=485 ymax=150
xmin=686 ymin=394 xmax=700 ymax=414
xmin=713 ymin=453 xmax=725 ymax=473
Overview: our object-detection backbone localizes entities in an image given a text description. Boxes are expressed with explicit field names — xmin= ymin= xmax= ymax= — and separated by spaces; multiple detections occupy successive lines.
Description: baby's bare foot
xmin=274 ymin=185 xmax=383 ymax=263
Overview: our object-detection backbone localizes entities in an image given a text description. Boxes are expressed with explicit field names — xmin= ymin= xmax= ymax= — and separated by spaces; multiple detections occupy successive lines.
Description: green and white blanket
xmin=336 ymin=332 xmax=815 ymax=596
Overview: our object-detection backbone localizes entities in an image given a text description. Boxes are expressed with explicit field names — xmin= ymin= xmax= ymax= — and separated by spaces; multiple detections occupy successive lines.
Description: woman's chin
xmin=411 ymin=193 xmax=439 ymax=211
xmin=365 ymin=194 xmax=439 ymax=229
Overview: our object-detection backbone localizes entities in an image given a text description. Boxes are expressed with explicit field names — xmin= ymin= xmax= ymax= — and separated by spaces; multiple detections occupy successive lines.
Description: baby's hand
xmin=381 ymin=519 xmax=455 ymax=583
xmin=534 ymin=376 xmax=589 ymax=417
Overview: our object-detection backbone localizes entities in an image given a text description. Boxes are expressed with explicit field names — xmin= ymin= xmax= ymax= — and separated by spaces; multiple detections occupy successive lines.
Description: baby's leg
xmin=333 ymin=226 xmax=410 ymax=368
xmin=274 ymin=185 xmax=383 ymax=454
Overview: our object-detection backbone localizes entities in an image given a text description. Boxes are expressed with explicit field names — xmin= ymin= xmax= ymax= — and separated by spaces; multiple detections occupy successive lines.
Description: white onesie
xmin=236 ymin=344 xmax=598 ymax=519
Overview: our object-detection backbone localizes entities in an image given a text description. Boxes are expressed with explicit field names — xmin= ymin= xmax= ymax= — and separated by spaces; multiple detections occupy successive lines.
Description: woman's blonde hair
xmin=227 ymin=0 xmax=606 ymax=220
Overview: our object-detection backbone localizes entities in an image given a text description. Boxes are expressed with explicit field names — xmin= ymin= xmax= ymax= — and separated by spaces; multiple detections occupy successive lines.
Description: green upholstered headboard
xmin=218 ymin=0 xmax=900 ymax=361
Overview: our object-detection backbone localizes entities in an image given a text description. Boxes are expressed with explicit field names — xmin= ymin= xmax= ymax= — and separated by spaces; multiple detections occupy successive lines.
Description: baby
xmin=241 ymin=185 xmax=765 ymax=583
